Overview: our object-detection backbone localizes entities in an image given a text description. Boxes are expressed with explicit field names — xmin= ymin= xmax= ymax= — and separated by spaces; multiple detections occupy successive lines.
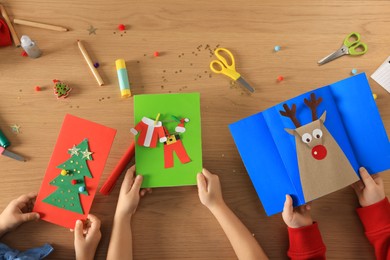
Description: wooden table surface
xmin=0 ymin=0 xmax=389 ymax=259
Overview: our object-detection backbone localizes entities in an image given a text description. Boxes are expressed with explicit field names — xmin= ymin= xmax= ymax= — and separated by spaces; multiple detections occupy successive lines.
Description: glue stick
xmin=20 ymin=35 xmax=42 ymax=58
xmin=115 ymin=59 xmax=131 ymax=97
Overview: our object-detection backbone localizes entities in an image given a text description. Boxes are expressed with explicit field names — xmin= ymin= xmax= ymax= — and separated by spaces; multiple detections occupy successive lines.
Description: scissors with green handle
xmin=210 ymin=48 xmax=255 ymax=93
xmin=318 ymin=32 xmax=368 ymax=65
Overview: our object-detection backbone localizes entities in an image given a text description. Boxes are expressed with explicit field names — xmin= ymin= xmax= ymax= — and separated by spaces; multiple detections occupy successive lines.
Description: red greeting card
xmin=33 ymin=114 xmax=116 ymax=229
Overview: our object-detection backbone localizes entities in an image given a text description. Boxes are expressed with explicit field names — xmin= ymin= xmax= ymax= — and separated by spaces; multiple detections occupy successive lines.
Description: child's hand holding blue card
xmin=229 ymin=73 xmax=390 ymax=216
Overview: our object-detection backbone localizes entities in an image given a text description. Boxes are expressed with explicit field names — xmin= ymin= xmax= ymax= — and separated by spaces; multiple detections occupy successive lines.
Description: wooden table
xmin=0 ymin=0 xmax=389 ymax=259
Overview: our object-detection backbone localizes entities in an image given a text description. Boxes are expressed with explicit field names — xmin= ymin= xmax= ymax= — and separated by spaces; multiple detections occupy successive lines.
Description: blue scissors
xmin=318 ymin=32 xmax=368 ymax=65
xmin=210 ymin=48 xmax=255 ymax=93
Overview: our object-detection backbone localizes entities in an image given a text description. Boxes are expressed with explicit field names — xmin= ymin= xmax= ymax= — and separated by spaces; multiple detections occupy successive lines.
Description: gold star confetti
xmin=87 ymin=25 xmax=97 ymax=35
xmin=81 ymin=149 xmax=93 ymax=160
xmin=10 ymin=124 xmax=20 ymax=134
xmin=68 ymin=145 xmax=80 ymax=156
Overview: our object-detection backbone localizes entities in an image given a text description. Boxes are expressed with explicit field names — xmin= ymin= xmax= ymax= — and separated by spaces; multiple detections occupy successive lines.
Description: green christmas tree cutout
xmin=43 ymin=139 xmax=93 ymax=214
xmin=53 ymin=79 xmax=72 ymax=98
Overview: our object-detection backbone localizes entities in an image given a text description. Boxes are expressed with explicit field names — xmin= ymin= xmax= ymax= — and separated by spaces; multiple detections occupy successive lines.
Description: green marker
xmin=0 ymin=129 xmax=25 ymax=161
xmin=0 ymin=130 xmax=10 ymax=148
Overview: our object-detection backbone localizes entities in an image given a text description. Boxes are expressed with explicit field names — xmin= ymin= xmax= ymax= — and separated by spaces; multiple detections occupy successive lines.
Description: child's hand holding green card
xmin=132 ymin=93 xmax=202 ymax=188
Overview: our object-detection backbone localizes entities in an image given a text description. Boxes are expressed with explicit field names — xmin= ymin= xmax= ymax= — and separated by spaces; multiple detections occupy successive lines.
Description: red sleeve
xmin=134 ymin=120 xmax=143 ymax=133
xmin=287 ymin=222 xmax=326 ymax=260
xmin=156 ymin=126 xmax=167 ymax=142
xmin=356 ymin=197 xmax=390 ymax=260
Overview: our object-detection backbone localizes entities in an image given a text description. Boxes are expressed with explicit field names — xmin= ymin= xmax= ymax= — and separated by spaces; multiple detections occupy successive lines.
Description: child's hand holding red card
xmin=33 ymin=114 xmax=116 ymax=229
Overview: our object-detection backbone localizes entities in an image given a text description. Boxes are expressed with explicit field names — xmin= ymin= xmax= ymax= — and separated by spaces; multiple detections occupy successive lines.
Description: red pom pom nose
xmin=312 ymin=145 xmax=327 ymax=160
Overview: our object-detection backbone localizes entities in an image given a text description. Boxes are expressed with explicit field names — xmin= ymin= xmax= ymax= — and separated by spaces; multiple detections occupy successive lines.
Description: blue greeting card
xmin=229 ymin=73 xmax=390 ymax=216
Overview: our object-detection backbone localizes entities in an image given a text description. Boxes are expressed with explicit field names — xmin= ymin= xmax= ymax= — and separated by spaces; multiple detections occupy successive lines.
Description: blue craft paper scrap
xmin=229 ymin=73 xmax=390 ymax=216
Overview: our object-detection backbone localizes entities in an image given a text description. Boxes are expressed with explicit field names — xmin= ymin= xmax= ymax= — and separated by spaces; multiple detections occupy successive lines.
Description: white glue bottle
xmin=21 ymin=35 xmax=42 ymax=58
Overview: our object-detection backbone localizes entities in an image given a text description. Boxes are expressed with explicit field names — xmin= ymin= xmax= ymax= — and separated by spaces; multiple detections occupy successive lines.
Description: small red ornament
xmin=153 ymin=51 xmax=159 ymax=57
xmin=277 ymin=75 xmax=284 ymax=82
xmin=21 ymin=51 xmax=28 ymax=57
xmin=118 ymin=24 xmax=125 ymax=31
xmin=0 ymin=19 xmax=12 ymax=46
xmin=71 ymin=179 xmax=78 ymax=185
xmin=35 ymin=86 xmax=41 ymax=91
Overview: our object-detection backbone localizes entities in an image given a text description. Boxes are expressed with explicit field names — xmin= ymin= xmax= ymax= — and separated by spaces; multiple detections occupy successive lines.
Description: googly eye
xmin=312 ymin=129 xmax=323 ymax=139
xmin=302 ymin=133 xmax=312 ymax=143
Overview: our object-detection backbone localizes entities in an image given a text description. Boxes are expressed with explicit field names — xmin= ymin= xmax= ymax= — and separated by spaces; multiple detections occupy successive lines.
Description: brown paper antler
xmin=279 ymin=103 xmax=301 ymax=128
xmin=304 ymin=93 xmax=323 ymax=121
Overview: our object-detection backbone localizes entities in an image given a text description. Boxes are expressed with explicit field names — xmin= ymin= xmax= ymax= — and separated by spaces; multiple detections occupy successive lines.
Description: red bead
xmin=118 ymin=24 xmax=125 ymax=31
xmin=71 ymin=179 xmax=77 ymax=185
xmin=153 ymin=51 xmax=159 ymax=57
xmin=277 ymin=76 xmax=284 ymax=82
xmin=35 ymin=86 xmax=41 ymax=91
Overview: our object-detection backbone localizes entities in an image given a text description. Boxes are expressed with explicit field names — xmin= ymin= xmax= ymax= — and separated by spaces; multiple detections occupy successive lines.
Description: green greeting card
xmin=133 ymin=93 xmax=202 ymax=188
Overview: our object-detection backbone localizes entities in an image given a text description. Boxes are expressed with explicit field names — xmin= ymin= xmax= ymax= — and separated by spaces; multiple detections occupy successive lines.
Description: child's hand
xmin=115 ymin=165 xmax=151 ymax=219
xmin=282 ymin=195 xmax=313 ymax=228
xmin=0 ymin=192 xmax=40 ymax=237
xmin=197 ymin=168 xmax=225 ymax=211
xmin=73 ymin=214 xmax=101 ymax=260
xmin=351 ymin=167 xmax=385 ymax=207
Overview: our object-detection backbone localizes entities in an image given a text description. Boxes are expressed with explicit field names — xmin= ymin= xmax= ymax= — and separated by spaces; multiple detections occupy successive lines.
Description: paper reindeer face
xmin=280 ymin=94 xmax=358 ymax=202
xmin=285 ymin=112 xmax=327 ymax=160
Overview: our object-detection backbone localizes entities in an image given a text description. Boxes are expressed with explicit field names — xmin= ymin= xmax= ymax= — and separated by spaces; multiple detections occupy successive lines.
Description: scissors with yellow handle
xmin=210 ymin=48 xmax=255 ymax=93
xmin=318 ymin=32 xmax=368 ymax=65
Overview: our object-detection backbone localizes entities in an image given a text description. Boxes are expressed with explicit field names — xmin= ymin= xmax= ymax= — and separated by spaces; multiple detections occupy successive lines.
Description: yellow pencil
xmin=77 ymin=40 xmax=104 ymax=86
xmin=0 ymin=5 xmax=20 ymax=47
xmin=14 ymin=18 xmax=68 ymax=32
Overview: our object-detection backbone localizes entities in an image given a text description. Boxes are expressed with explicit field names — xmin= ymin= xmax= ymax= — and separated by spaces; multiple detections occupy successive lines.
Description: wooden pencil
xmin=0 ymin=5 xmax=21 ymax=47
xmin=14 ymin=18 xmax=68 ymax=32
xmin=77 ymin=40 xmax=104 ymax=86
